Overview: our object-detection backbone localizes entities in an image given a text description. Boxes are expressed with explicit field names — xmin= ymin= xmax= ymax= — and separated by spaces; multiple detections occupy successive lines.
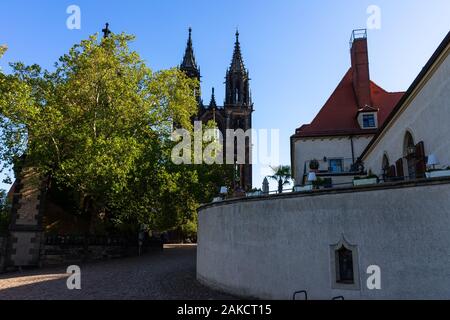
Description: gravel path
xmin=0 ymin=245 xmax=236 ymax=300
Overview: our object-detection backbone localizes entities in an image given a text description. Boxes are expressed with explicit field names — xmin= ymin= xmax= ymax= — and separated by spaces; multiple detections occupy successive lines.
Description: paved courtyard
xmin=0 ymin=245 xmax=236 ymax=300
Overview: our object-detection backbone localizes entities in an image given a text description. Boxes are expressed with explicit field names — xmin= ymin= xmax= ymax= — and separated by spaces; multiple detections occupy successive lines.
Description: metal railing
xmin=305 ymin=158 xmax=360 ymax=175
xmin=242 ymin=174 xmax=435 ymax=199
xmin=45 ymin=235 xmax=134 ymax=246
xmin=350 ymin=29 xmax=367 ymax=46
xmin=293 ymin=290 xmax=308 ymax=301
xmin=43 ymin=235 xmax=167 ymax=247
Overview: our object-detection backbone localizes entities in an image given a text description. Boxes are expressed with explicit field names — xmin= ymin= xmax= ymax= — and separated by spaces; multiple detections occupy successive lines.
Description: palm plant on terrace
xmin=268 ymin=165 xmax=292 ymax=194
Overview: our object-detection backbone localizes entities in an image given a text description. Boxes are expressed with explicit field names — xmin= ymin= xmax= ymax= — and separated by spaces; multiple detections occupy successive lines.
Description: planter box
xmin=426 ymin=170 xmax=450 ymax=178
xmin=293 ymin=185 xmax=313 ymax=192
xmin=246 ymin=191 xmax=263 ymax=198
xmin=353 ymin=178 xmax=378 ymax=186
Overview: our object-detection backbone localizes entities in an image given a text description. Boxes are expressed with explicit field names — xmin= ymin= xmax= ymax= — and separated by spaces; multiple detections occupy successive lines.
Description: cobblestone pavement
xmin=0 ymin=245 xmax=237 ymax=300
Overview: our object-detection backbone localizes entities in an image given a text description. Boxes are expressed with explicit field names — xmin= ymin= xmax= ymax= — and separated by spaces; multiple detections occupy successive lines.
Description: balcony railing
xmin=305 ymin=158 xmax=360 ymax=176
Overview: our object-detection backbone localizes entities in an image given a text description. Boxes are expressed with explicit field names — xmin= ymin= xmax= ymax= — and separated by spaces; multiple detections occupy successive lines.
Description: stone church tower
xmin=180 ymin=29 xmax=254 ymax=191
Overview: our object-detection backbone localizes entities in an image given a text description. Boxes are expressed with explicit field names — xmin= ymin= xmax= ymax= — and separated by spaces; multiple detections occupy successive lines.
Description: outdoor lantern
xmin=427 ymin=154 xmax=439 ymax=169
xmin=307 ymin=172 xmax=317 ymax=183
xmin=407 ymin=146 xmax=416 ymax=156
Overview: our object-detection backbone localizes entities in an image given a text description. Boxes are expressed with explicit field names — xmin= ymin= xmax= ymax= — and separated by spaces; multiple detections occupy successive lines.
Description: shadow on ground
xmin=0 ymin=245 xmax=237 ymax=300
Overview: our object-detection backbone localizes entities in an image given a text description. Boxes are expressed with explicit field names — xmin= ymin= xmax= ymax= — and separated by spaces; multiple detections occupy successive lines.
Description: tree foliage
xmin=0 ymin=45 xmax=6 ymax=59
xmin=0 ymin=33 xmax=230 ymax=234
xmin=268 ymin=165 xmax=292 ymax=194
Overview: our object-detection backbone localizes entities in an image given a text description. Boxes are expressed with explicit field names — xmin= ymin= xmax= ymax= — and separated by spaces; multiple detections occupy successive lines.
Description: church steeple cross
xmin=102 ymin=23 xmax=112 ymax=39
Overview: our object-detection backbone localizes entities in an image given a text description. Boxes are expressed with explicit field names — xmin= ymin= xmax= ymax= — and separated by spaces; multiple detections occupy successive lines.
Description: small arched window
xmin=403 ymin=131 xmax=417 ymax=179
xmin=330 ymin=238 xmax=360 ymax=290
xmin=404 ymin=131 xmax=415 ymax=157
xmin=336 ymin=246 xmax=354 ymax=284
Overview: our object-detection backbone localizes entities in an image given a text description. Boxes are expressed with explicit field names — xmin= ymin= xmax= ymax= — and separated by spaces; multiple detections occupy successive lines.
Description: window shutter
xmin=415 ymin=141 xmax=426 ymax=178
xmin=396 ymin=159 xmax=404 ymax=179
xmin=388 ymin=165 xmax=396 ymax=178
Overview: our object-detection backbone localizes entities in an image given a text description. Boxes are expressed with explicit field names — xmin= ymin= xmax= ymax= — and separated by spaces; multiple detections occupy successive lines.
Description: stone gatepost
xmin=7 ymin=167 xmax=45 ymax=267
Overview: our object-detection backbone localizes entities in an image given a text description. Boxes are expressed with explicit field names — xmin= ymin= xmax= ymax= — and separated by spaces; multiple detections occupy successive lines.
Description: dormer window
xmin=363 ymin=114 xmax=376 ymax=128
xmin=357 ymin=111 xmax=378 ymax=129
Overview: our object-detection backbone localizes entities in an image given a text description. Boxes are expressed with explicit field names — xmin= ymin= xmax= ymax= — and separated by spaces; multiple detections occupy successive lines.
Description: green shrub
xmin=354 ymin=170 xmax=378 ymax=180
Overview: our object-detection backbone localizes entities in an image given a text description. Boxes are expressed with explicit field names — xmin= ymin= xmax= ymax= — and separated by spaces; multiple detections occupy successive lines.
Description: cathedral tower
xmin=180 ymin=29 xmax=253 ymax=191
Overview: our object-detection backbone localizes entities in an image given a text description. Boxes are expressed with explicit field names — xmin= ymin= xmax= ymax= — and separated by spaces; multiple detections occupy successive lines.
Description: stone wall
xmin=8 ymin=167 xmax=44 ymax=267
xmin=39 ymin=236 xmax=163 ymax=267
xmin=197 ymin=178 xmax=450 ymax=300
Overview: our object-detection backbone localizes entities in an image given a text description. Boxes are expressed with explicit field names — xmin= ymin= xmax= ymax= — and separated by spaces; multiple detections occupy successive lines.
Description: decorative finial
xmin=188 ymin=27 xmax=193 ymax=44
xmin=102 ymin=23 xmax=111 ymax=39
xmin=209 ymin=87 xmax=217 ymax=109
xmin=235 ymin=29 xmax=240 ymax=42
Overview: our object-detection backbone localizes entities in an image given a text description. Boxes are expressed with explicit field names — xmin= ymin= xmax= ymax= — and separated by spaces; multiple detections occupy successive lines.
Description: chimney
xmin=350 ymin=29 xmax=372 ymax=108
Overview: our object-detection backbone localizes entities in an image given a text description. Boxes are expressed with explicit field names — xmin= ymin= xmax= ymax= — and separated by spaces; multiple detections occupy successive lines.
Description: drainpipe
xmin=350 ymin=136 xmax=355 ymax=165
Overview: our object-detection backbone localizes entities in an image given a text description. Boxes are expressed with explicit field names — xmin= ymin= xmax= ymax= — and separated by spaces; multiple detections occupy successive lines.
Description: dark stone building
xmin=180 ymin=28 xmax=254 ymax=191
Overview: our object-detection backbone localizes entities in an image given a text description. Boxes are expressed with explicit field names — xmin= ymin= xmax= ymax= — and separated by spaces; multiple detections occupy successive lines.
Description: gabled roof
xmin=361 ymin=30 xmax=450 ymax=160
xmin=292 ymin=69 xmax=403 ymax=138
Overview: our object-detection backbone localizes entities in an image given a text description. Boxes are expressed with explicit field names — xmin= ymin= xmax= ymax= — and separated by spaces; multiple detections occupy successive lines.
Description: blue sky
xmin=1 ymin=0 xmax=449 ymax=191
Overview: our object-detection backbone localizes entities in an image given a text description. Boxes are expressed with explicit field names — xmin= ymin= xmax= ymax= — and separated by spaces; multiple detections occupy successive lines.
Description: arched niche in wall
xmin=403 ymin=131 xmax=417 ymax=179
xmin=330 ymin=236 xmax=360 ymax=290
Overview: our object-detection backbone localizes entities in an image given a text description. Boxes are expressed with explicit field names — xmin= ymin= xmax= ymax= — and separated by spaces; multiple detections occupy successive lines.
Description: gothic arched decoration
xmin=330 ymin=236 xmax=360 ymax=290
xmin=403 ymin=131 xmax=416 ymax=179
xmin=336 ymin=246 xmax=354 ymax=283
xmin=403 ymin=131 xmax=415 ymax=157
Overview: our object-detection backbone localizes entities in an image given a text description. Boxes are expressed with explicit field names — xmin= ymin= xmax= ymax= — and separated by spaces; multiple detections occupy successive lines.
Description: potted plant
xmin=293 ymin=185 xmax=313 ymax=192
xmin=425 ymin=166 xmax=450 ymax=178
xmin=246 ymin=188 xmax=263 ymax=197
xmin=353 ymin=170 xmax=379 ymax=186
xmin=309 ymin=159 xmax=320 ymax=171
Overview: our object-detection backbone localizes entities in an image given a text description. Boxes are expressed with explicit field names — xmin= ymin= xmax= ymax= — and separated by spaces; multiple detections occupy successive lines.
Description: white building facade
xmin=362 ymin=32 xmax=450 ymax=179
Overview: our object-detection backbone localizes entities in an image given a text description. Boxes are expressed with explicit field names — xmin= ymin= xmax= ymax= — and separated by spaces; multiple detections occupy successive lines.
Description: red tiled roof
xmin=293 ymin=68 xmax=404 ymax=138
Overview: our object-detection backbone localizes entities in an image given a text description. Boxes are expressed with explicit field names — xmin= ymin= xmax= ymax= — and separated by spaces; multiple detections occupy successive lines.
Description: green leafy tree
xmin=0 ymin=45 xmax=6 ymax=59
xmin=0 ymin=33 xmax=225 ymax=235
xmin=268 ymin=165 xmax=292 ymax=194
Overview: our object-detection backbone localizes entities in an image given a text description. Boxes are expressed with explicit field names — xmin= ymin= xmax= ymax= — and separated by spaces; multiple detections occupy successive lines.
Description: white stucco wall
xmin=293 ymin=135 xmax=372 ymax=183
xmin=363 ymin=48 xmax=450 ymax=176
xmin=197 ymin=179 xmax=450 ymax=300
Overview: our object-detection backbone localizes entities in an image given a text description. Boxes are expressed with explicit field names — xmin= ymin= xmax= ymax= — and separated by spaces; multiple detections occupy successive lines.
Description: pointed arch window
xmin=330 ymin=238 xmax=360 ymax=290
xmin=336 ymin=246 xmax=354 ymax=284
xmin=404 ymin=131 xmax=416 ymax=179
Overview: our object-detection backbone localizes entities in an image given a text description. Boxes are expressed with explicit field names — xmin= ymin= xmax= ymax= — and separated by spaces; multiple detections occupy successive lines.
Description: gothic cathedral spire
xmin=180 ymin=27 xmax=200 ymax=81
xmin=225 ymin=30 xmax=251 ymax=107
